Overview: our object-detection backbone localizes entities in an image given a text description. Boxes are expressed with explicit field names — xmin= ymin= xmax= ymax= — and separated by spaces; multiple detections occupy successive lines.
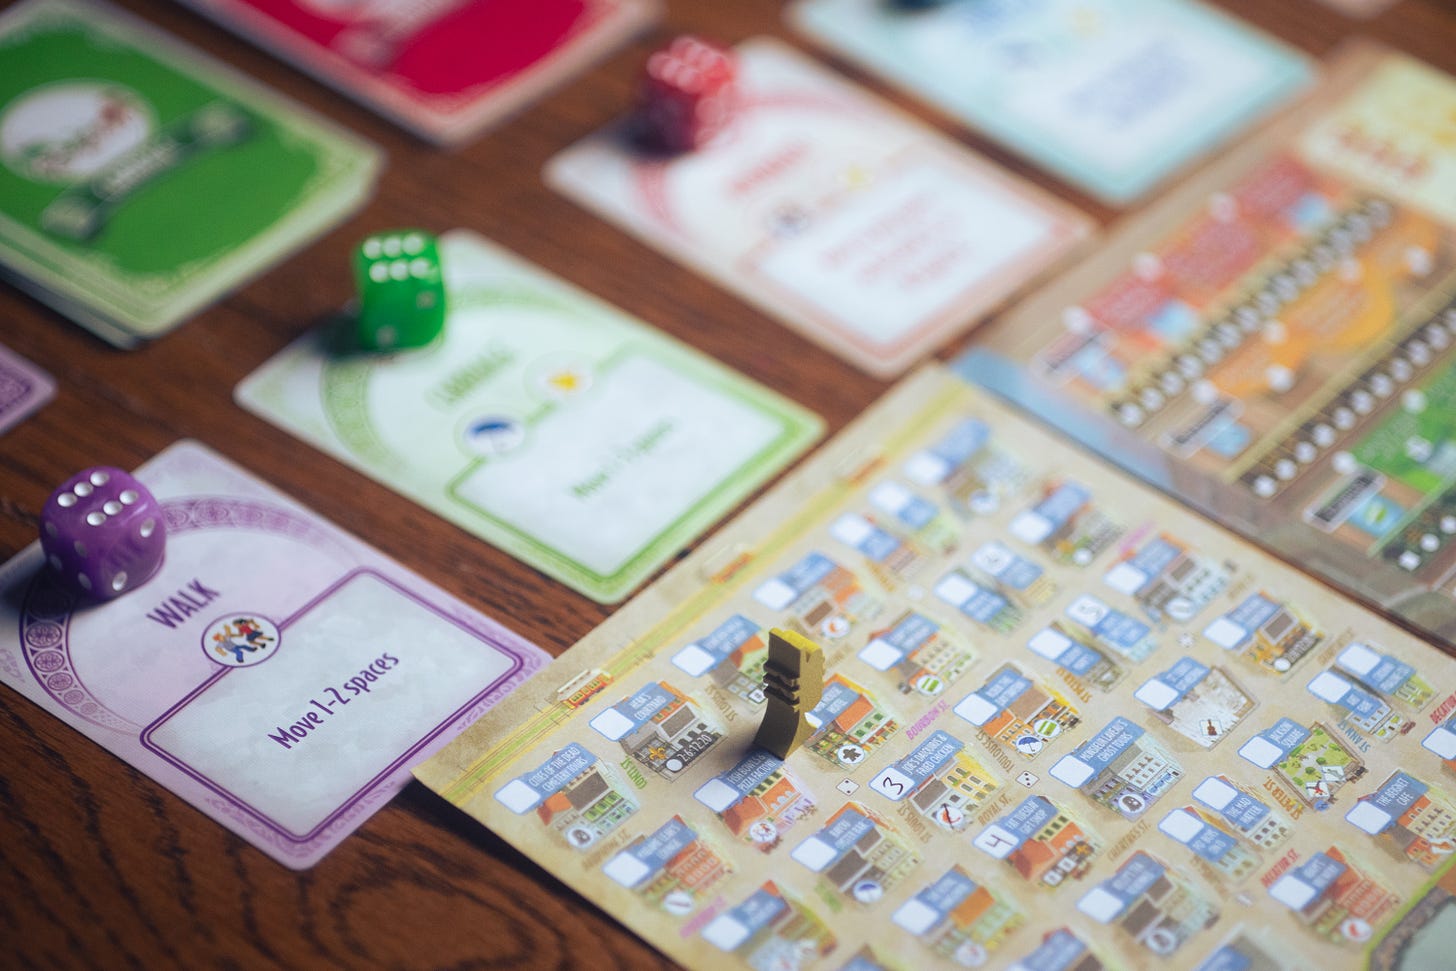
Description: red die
xmin=635 ymin=36 xmax=739 ymax=153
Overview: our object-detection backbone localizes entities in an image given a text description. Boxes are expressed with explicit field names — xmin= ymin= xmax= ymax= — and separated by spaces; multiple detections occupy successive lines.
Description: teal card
xmin=0 ymin=0 xmax=381 ymax=344
xmin=790 ymin=0 xmax=1312 ymax=204
xmin=236 ymin=231 xmax=824 ymax=603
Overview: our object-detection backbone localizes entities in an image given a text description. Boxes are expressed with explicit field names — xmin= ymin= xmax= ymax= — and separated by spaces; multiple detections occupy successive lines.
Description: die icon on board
xmin=352 ymin=229 xmax=446 ymax=351
xmin=634 ymin=36 xmax=739 ymax=153
xmin=40 ymin=467 xmax=165 ymax=601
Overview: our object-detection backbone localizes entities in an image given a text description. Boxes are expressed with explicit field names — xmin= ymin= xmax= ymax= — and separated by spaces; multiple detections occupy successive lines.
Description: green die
xmin=352 ymin=230 xmax=446 ymax=350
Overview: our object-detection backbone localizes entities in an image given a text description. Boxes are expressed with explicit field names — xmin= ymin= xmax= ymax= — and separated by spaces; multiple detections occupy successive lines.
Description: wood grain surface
xmin=2 ymin=0 xmax=1454 ymax=967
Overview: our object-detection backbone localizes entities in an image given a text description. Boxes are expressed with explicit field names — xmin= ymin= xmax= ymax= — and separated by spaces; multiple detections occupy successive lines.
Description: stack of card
xmin=0 ymin=0 xmax=382 ymax=347
xmin=176 ymin=0 xmax=661 ymax=144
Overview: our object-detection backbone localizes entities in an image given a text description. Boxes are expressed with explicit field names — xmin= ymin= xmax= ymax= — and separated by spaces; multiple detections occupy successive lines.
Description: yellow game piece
xmin=753 ymin=628 xmax=825 ymax=760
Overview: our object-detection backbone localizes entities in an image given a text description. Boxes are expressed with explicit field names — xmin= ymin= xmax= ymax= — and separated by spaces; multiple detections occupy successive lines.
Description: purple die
xmin=40 ymin=467 xmax=165 ymax=600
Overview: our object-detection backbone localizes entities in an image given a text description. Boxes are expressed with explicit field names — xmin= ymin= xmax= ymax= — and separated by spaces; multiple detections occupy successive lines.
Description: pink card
xmin=0 ymin=343 xmax=55 ymax=435
xmin=0 ymin=441 xmax=547 ymax=868
xmin=178 ymin=0 xmax=660 ymax=143
xmin=547 ymin=39 xmax=1091 ymax=378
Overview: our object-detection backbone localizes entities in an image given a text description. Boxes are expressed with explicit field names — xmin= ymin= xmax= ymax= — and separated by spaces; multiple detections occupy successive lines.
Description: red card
xmin=181 ymin=0 xmax=659 ymax=143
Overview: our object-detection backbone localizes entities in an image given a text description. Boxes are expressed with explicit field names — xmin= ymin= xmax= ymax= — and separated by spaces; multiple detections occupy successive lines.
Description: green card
xmin=0 ymin=0 xmax=381 ymax=345
xmin=236 ymin=230 xmax=824 ymax=603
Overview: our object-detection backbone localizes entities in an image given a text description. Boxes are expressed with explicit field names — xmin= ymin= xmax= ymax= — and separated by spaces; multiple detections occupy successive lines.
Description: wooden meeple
xmin=753 ymin=628 xmax=825 ymax=759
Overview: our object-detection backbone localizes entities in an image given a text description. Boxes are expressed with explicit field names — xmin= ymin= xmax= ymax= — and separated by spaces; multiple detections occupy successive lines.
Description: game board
xmin=960 ymin=44 xmax=1456 ymax=652
xmin=418 ymin=364 xmax=1456 ymax=970
xmin=0 ymin=442 xmax=547 ymax=867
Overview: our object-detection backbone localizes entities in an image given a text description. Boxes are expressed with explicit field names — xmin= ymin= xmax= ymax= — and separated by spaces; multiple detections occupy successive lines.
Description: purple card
xmin=0 ymin=343 xmax=55 ymax=434
xmin=0 ymin=441 xmax=547 ymax=868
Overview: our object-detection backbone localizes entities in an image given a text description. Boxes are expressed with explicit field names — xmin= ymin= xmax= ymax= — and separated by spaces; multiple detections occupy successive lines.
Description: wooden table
xmin=3 ymin=0 xmax=1454 ymax=965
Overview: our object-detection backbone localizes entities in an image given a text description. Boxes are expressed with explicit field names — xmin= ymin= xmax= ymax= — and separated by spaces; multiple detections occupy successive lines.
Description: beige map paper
xmin=419 ymin=366 xmax=1456 ymax=971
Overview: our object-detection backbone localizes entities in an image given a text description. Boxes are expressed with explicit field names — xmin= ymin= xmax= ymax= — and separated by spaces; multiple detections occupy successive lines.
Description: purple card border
xmin=0 ymin=343 xmax=56 ymax=434
xmin=138 ymin=566 xmax=528 ymax=845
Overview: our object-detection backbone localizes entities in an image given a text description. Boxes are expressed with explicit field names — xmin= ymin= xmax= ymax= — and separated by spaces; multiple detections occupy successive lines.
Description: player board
xmin=546 ymin=38 xmax=1091 ymax=379
xmin=0 ymin=0 xmax=381 ymax=346
xmin=237 ymin=230 xmax=822 ymax=603
xmin=960 ymin=44 xmax=1456 ymax=652
xmin=176 ymin=0 xmax=659 ymax=145
xmin=788 ymin=0 xmax=1312 ymax=205
xmin=0 ymin=441 xmax=547 ymax=868
xmin=418 ymin=364 xmax=1456 ymax=970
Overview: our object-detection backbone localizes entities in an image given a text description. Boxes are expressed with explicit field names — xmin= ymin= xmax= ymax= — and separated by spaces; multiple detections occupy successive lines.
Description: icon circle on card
xmin=661 ymin=890 xmax=694 ymax=916
xmin=953 ymin=941 xmax=988 ymax=967
xmin=0 ymin=83 xmax=154 ymax=183
xmin=461 ymin=415 xmax=525 ymax=457
xmin=1341 ymin=917 xmax=1372 ymax=942
xmin=202 ymin=613 xmax=280 ymax=667
xmin=820 ymin=615 xmax=850 ymax=639
xmin=533 ymin=358 xmax=593 ymax=400
xmin=836 ymin=742 xmax=866 ymax=766
xmin=934 ymin=803 xmax=965 ymax=830
xmin=851 ymin=879 xmax=883 ymax=904
xmin=748 ymin=820 xmax=777 ymax=844
xmin=1014 ymin=735 xmax=1044 ymax=756
xmin=1033 ymin=718 xmax=1063 ymax=740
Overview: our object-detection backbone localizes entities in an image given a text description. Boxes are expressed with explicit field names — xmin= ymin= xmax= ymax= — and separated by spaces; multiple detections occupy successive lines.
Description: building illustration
xmin=1008 ymin=479 xmax=1124 ymax=567
xmin=696 ymin=749 xmax=817 ymax=853
xmin=701 ymin=881 xmax=836 ymax=971
xmin=975 ymin=795 xmax=1101 ymax=888
xmin=1026 ymin=623 xmax=1125 ymax=694
xmin=1191 ymin=776 xmax=1293 ymax=850
xmin=910 ymin=749 xmax=1000 ymax=832
xmin=858 ymin=609 xmax=975 ymax=698
xmin=866 ymin=478 xmax=961 ymax=557
xmin=1077 ymin=851 xmax=1219 ymax=956
xmin=1203 ymin=592 xmax=1322 ymax=674
xmin=602 ymin=815 xmax=731 ymax=911
xmin=590 ymin=681 xmax=724 ymax=779
xmin=955 ymin=662 xmax=1082 ymax=759
xmin=493 ymin=744 xmax=638 ymax=852
xmin=1135 ymin=658 xmax=1256 ymax=749
xmin=1051 ymin=716 xmax=1183 ymax=818
xmin=1158 ymin=806 xmax=1263 ymax=881
xmin=1268 ymin=847 xmax=1399 ymax=944
xmin=754 ymin=551 xmax=881 ymax=641
xmin=672 ymin=614 xmax=770 ymax=705
xmin=1307 ymin=669 xmax=1414 ymax=741
xmin=830 ymin=511 xmax=930 ymax=588
xmin=791 ymin=802 xmax=920 ymax=904
xmin=902 ymin=417 xmax=1027 ymax=520
xmin=1346 ymin=771 xmax=1456 ymax=870
xmin=805 ymin=673 xmax=899 ymax=768
xmin=892 ymin=865 xmax=1023 ymax=965
xmin=1103 ymin=533 xmax=1230 ymax=625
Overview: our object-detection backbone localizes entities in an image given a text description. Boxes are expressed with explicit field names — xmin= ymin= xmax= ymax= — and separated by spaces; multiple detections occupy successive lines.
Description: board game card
xmin=176 ymin=0 xmax=660 ymax=145
xmin=960 ymin=43 xmax=1456 ymax=650
xmin=0 ymin=0 xmax=381 ymax=346
xmin=236 ymin=230 xmax=823 ymax=604
xmin=789 ymin=0 xmax=1313 ymax=205
xmin=546 ymin=38 xmax=1091 ymax=379
xmin=419 ymin=363 xmax=1456 ymax=970
xmin=0 ymin=343 xmax=56 ymax=434
xmin=0 ymin=441 xmax=547 ymax=868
